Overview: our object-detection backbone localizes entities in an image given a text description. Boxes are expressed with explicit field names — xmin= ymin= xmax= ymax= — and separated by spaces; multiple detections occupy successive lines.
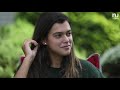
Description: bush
xmin=65 ymin=12 xmax=120 ymax=58
xmin=0 ymin=18 xmax=34 ymax=77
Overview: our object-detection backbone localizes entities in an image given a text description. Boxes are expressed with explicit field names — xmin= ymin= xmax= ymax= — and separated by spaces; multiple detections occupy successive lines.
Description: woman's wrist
xmin=23 ymin=55 xmax=34 ymax=65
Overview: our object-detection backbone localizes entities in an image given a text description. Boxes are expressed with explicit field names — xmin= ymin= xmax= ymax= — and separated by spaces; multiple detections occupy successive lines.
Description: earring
xmin=44 ymin=43 xmax=46 ymax=45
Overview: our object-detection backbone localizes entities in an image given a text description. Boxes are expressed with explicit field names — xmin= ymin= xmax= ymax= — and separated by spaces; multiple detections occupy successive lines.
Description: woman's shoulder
xmin=79 ymin=59 xmax=104 ymax=78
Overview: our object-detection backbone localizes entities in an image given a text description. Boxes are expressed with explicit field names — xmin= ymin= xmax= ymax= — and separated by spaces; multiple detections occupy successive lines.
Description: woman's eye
xmin=66 ymin=32 xmax=72 ymax=37
xmin=55 ymin=34 xmax=62 ymax=38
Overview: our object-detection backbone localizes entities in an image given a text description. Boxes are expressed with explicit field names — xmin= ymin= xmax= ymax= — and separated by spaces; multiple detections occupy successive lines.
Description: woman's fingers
xmin=33 ymin=45 xmax=38 ymax=54
xmin=30 ymin=40 xmax=38 ymax=46
xmin=22 ymin=39 xmax=38 ymax=56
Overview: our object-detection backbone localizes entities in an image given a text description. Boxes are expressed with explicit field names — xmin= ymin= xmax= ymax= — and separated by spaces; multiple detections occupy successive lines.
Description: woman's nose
xmin=63 ymin=35 xmax=69 ymax=43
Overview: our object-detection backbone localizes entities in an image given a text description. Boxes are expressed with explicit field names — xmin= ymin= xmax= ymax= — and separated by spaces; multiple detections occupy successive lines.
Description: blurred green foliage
xmin=66 ymin=12 xmax=120 ymax=58
xmin=16 ymin=12 xmax=41 ymax=25
xmin=0 ymin=12 xmax=120 ymax=78
xmin=0 ymin=18 xmax=34 ymax=77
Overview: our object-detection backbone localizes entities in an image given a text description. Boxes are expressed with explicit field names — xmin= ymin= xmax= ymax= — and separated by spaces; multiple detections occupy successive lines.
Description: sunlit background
xmin=0 ymin=12 xmax=120 ymax=78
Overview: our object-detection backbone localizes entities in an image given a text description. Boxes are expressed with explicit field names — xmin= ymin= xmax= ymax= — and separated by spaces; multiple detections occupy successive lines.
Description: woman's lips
xmin=61 ymin=45 xmax=71 ymax=49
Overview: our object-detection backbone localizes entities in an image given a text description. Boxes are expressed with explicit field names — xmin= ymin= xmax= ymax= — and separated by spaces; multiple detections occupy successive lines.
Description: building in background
xmin=0 ymin=12 xmax=16 ymax=26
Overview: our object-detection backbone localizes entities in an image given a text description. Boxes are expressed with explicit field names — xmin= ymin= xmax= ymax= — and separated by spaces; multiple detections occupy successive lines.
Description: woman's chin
xmin=61 ymin=51 xmax=71 ymax=56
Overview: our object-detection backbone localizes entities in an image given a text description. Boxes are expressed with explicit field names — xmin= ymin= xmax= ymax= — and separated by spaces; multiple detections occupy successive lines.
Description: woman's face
xmin=46 ymin=21 xmax=73 ymax=56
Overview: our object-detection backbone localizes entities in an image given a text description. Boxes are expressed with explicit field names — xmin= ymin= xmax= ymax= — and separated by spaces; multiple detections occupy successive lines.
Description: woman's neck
xmin=49 ymin=53 xmax=63 ymax=68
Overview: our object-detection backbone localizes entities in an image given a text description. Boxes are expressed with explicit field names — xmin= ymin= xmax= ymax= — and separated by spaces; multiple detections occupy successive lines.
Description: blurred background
xmin=0 ymin=12 xmax=120 ymax=78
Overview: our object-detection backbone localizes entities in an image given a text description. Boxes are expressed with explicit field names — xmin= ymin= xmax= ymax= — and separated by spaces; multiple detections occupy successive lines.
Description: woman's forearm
xmin=14 ymin=56 xmax=33 ymax=78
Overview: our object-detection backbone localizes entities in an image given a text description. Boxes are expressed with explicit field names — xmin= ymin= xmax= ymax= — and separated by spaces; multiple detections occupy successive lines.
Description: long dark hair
xmin=27 ymin=12 xmax=82 ymax=78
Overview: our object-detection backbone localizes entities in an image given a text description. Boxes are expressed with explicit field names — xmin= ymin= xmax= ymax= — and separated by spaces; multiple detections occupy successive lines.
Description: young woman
xmin=14 ymin=12 xmax=104 ymax=78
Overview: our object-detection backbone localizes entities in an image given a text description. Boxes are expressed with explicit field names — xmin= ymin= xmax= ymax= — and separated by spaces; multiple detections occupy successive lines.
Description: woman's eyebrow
xmin=53 ymin=32 xmax=63 ymax=35
xmin=53 ymin=30 xmax=71 ymax=35
xmin=67 ymin=30 xmax=72 ymax=32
